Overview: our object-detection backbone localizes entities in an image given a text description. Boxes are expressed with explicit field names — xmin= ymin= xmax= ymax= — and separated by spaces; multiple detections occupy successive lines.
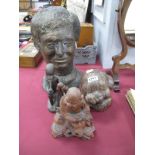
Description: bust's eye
xmin=63 ymin=41 xmax=73 ymax=47
xmin=47 ymin=43 xmax=56 ymax=49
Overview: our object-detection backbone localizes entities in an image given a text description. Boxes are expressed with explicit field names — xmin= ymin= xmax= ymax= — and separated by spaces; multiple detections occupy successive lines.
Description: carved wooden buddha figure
xmin=51 ymin=87 xmax=95 ymax=139
xmin=31 ymin=7 xmax=82 ymax=112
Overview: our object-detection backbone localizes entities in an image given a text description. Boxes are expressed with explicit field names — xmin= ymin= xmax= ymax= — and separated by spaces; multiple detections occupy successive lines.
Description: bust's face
xmin=39 ymin=27 xmax=75 ymax=70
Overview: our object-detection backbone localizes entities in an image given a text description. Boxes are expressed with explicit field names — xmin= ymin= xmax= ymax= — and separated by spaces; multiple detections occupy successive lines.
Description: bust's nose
xmin=55 ymin=42 xmax=64 ymax=57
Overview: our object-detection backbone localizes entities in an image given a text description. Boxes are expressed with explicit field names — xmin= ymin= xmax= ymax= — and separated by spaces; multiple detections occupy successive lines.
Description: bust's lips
xmin=54 ymin=59 xmax=68 ymax=63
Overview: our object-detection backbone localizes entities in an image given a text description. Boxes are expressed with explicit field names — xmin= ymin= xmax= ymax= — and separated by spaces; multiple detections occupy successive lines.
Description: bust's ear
xmin=33 ymin=38 xmax=41 ymax=51
xmin=69 ymin=12 xmax=80 ymax=41
xmin=31 ymin=26 xmax=41 ymax=51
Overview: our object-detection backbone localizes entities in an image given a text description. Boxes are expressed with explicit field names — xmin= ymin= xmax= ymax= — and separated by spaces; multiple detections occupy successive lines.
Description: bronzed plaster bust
xmin=31 ymin=7 xmax=82 ymax=111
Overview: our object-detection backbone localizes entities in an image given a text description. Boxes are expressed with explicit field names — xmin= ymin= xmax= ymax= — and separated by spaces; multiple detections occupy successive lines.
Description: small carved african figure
xmin=45 ymin=63 xmax=68 ymax=112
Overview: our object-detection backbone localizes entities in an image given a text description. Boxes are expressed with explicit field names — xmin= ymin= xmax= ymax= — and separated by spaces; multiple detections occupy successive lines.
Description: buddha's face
xmin=39 ymin=27 xmax=75 ymax=70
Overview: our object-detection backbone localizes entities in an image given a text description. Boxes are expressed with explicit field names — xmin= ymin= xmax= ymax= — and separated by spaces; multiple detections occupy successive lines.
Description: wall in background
xmin=92 ymin=0 xmax=135 ymax=68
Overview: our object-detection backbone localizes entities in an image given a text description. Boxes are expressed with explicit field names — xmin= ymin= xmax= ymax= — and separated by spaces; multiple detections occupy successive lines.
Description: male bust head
xmin=31 ymin=6 xmax=80 ymax=75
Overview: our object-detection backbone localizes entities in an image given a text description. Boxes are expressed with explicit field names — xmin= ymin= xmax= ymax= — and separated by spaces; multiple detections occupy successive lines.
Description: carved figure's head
xmin=60 ymin=87 xmax=85 ymax=114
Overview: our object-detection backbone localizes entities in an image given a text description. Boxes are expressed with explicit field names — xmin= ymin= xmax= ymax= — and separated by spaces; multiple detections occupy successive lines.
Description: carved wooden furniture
xmin=112 ymin=0 xmax=135 ymax=92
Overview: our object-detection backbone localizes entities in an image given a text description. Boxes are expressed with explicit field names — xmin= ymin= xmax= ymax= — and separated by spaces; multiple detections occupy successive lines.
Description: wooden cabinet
xmin=19 ymin=42 xmax=42 ymax=67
